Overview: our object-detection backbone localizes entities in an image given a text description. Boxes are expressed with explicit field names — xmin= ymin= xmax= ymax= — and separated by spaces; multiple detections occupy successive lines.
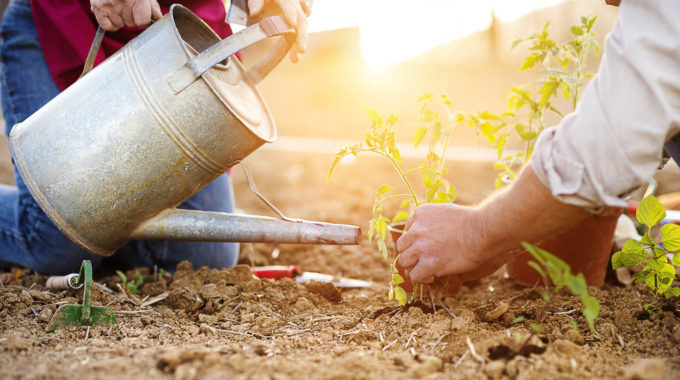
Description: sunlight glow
xmin=307 ymin=0 xmax=565 ymax=68
xmin=358 ymin=1 xmax=493 ymax=69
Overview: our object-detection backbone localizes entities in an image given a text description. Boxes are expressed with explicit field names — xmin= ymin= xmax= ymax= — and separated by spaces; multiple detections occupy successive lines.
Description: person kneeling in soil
xmin=0 ymin=0 xmax=310 ymax=274
xmin=396 ymin=0 xmax=680 ymax=291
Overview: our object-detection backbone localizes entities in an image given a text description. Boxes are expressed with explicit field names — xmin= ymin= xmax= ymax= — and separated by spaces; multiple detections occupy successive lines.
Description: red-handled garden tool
xmin=252 ymin=265 xmax=371 ymax=288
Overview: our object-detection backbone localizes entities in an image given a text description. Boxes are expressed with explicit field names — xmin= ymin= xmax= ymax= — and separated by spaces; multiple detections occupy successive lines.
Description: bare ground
xmin=1 ymin=149 xmax=679 ymax=380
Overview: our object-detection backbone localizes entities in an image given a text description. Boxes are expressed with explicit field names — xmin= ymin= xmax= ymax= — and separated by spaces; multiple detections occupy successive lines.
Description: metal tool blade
xmin=295 ymin=271 xmax=372 ymax=288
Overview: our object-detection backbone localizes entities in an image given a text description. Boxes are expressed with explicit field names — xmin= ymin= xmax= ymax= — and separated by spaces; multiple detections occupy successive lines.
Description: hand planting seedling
xmin=462 ymin=16 xmax=600 ymax=187
xmin=523 ymin=242 xmax=600 ymax=331
xmin=329 ymin=95 xmax=457 ymax=306
xmin=612 ymin=195 xmax=680 ymax=298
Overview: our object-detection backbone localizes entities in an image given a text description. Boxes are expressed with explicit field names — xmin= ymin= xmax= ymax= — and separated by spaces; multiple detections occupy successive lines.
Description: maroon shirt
xmin=31 ymin=0 xmax=232 ymax=90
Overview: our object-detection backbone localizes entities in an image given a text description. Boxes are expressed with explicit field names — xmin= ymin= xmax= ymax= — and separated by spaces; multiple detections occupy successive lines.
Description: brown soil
xmin=1 ymin=150 xmax=679 ymax=380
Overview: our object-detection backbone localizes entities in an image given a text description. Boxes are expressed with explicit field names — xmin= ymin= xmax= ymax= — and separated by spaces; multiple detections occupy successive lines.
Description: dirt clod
xmin=305 ymin=281 xmax=342 ymax=303
xmin=624 ymin=358 xmax=667 ymax=380
xmin=483 ymin=301 xmax=509 ymax=322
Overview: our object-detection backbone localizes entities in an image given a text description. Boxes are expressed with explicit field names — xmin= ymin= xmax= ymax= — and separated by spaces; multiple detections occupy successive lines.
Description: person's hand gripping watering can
xmin=89 ymin=0 xmax=311 ymax=62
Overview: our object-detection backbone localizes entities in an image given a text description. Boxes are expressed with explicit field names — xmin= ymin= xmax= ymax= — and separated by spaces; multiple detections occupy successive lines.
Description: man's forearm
xmin=476 ymin=165 xmax=590 ymax=257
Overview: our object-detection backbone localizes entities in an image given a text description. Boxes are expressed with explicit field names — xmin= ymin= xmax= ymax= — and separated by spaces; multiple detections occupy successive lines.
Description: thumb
xmin=150 ymin=0 xmax=162 ymax=20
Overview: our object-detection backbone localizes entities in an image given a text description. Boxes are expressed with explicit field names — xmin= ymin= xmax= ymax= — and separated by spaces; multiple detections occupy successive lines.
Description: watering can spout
xmin=130 ymin=209 xmax=362 ymax=245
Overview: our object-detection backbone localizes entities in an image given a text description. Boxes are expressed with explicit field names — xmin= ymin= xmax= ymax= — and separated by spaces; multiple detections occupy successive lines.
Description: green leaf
xmin=538 ymin=79 xmax=559 ymax=106
xmin=377 ymin=239 xmax=388 ymax=261
xmin=670 ymin=287 xmax=680 ymax=297
xmin=386 ymin=115 xmax=399 ymax=126
xmin=661 ymin=224 xmax=680 ymax=251
xmin=493 ymin=162 xmax=508 ymax=171
xmin=511 ymin=38 xmax=524 ymax=50
xmin=377 ymin=184 xmax=393 ymax=196
xmin=388 ymin=284 xmax=394 ymax=300
xmin=582 ymin=295 xmax=600 ymax=332
xmin=637 ymin=195 xmax=666 ymax=228
xmin=495 ymin=133 xmax=509 ymax=159
xmin=399 ymin=199 xmax=411 ymax=209
xmin=527 ymin=260 xmax=546 ymax=278
xmin=394 ymin=285 xmax=407 ymax=306
xmin=365 ymin=109 xmax=382 ymax=125
xmin=480 ymin=111 xmax=501 ymax=121
xmin=673 ymin=253 xmax=680 ymax=267
xmin=520 ymin=52 xmax=540 ymax=71
xmin=611 ymin=251 xmax=623 ymax=269
xmin=417 ymin=93 xmax=432 ymax=103
xmin=570 ymin=26 xmax=583 ymax=36
xmin=615 ymin=240 xmax=646 ymax=267
xmin=569 ymin=273 xmax=588 ymax=297
xmin=641 ymin=233 xmax=656 ymax=246
xmin=392 ymin=211 xmax=410 ymax=224
xmin=392 ymin=273 xmax=405 ymax=285
xmin=512 ymin=316 xmax=526 ymax=324
xmin=116 ymin=270 xmax=127 ymax=284
xmin=413 ymin=127 xmax=427 ymax=148
xmin=422 ymin=167 xmax=436 ymax=187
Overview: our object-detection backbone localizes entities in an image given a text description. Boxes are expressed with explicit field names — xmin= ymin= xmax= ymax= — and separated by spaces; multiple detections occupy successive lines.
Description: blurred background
xmin=0 ymin=0 xmax=629 ymax=204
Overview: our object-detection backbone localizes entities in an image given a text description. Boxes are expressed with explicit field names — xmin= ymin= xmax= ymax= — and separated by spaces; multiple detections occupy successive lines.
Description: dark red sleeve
xmin=31 ymin=0 xmax=232 ymax=90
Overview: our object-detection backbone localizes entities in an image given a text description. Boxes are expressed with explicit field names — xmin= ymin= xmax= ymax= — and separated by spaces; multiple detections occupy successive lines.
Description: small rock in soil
xmin=141 ymin=280 xmax=167 ymax=296
xmin=623 ymin=358 xmax=666 ymax=380
xmin=3 ymin=333 xmax=32 ymax=351
xmin=305 ymin=281 xmax=341 ymax=303
xmin=483 ymin=301 xmax=509 ymax=322
xmin=38 ymin=308 xmax=52 ymax=323
xmin=166 ymin=288 xmax=204 ymax=312
xmin=563 ymin=329 xmax=585 ymax=345
xmin=485 ymin=360 xmax=506 ymax=380
xmin=551 ymin=339 xmax=583 ymax=359
xmin=410 ymin=355 xmax=442 ymax=377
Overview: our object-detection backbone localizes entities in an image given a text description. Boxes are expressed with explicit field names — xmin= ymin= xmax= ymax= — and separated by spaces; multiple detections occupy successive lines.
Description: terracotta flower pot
xmin=505 ymin=207 xmax=622 ymax=287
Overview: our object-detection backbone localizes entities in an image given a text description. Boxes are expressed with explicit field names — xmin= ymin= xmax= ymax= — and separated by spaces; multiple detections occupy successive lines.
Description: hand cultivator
xmin=45 ymin=260 xmax=117 ymax=332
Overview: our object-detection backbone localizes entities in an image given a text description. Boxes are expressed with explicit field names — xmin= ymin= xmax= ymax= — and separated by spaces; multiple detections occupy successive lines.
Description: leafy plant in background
xmin=523 ymin=242 xmax=600 ymax=331
xmin=463 ymin=16 xmax=600 ymax=187
xmin=328 ymin=94 xmax=457 ymax=305
xmin=612 ymin=195 xmax=680 ymax=298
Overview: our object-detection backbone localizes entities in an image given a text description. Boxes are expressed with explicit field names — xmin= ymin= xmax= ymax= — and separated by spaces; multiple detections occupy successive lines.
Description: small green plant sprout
xmin=462 ymin=16 xmax=600 ymax=188
xmin=612 ymin=195 xmax=680 ymax=298
xmin=328 ymin=94 xmax=457 ymax=306
xmin=116 ymin=270 xmax=144 ymax=294
xmin=523 ymin=242 xmax=601 ymax=332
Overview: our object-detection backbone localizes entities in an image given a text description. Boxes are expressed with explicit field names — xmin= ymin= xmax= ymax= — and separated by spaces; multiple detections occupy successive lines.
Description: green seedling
xmin=523 ymin=242 xmax=600 ymax=332
xmin=329 ymin=95 xmax=457 ymax=306
xmin=643 ymin=303 xmax=664 ymax=317
xmin=612 ymin=195 xmax=680 ymax=298
xmin=116 ymin=269 xmax=164 ymax=295
xmin=462 ymin=16 xmax=600 ymax=188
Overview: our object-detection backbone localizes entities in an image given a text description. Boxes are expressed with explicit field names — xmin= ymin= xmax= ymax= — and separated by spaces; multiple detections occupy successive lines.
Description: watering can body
xmin=9 ymin=5 xmax=360 ymax=256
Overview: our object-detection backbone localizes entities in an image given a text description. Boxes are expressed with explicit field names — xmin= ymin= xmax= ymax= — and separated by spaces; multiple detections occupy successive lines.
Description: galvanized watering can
xmin=9 ymin=4 xmax=360 ymax=256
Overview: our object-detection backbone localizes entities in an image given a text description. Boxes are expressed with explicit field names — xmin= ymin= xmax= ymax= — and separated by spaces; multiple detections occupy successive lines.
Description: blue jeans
xmin=0 ymin=0 xmax=238 ymax=274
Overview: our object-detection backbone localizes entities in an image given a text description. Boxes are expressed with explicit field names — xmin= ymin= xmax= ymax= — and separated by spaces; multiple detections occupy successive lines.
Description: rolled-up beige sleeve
xmin=531 ymin=0 xmax=680 ymax=211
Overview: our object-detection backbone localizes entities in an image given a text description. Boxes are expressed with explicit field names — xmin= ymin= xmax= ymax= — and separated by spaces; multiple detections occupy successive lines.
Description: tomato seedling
xmin=329 ymin=95 xmax=457 ymax=305
xmin=612 ymin=195 xmax=680 ymax=298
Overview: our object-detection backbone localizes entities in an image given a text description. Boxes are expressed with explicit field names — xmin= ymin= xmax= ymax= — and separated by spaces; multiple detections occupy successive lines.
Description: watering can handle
xmin=79 ymin=15 xmax=293 ymax=88
xmin=167 ymin=16 xmax=294 ymax=93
